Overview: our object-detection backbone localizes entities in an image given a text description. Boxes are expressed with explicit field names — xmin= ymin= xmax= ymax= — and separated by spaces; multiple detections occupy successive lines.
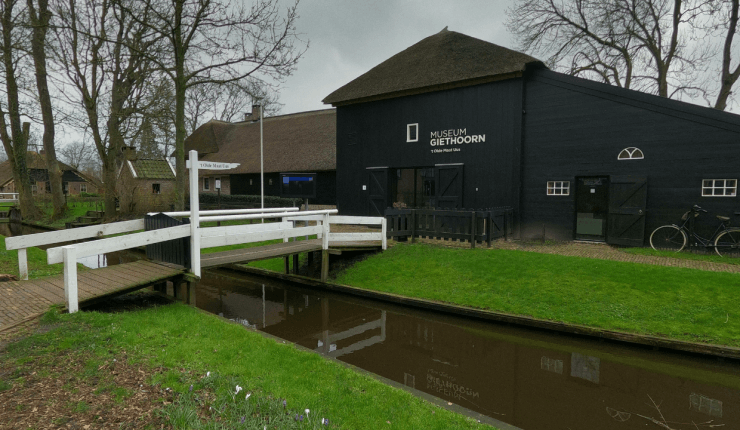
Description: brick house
xmin=0 ymin=151 xmax=100 ymax=196
xmin=117 ymin=147 xmax=176 ymax=214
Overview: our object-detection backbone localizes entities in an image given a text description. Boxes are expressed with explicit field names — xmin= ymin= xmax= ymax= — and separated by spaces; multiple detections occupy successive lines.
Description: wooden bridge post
xmin=62 ymin=246 xmax=79 ymax=313
xmin=284 ymin=257 xmax=290 ymax=274
xmin=321 ymin=213 xmax=330 ymax=282
xmin=188 ymin=150 xmax=202 ymax=278
xmin=17 ymin=248 xmax=28 ymax=280
xmin=292 ymin=254 xmax=299 ymax=274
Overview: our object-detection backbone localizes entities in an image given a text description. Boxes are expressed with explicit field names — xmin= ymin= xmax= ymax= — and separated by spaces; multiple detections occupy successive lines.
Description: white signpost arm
xmin=189 ymin=150 xmax=201 ymax=278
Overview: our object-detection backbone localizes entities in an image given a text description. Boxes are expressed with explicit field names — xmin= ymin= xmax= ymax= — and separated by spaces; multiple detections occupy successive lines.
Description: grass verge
xmin=621 ymin=246 xmax=740 ymax=265
xmin=334 ymin=243 xmax=740 ymax=347
xmin=0 ymin=234 xmax=85 ymax=279
xmin=0 ymin=304 xmax=487 ymax=429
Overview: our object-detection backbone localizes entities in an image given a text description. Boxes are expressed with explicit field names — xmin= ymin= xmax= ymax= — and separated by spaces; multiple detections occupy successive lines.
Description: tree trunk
xmin=102 ymin=154 xmax=117 ymax=219
xmin=27 ymin=0 xmax=65 ymax=219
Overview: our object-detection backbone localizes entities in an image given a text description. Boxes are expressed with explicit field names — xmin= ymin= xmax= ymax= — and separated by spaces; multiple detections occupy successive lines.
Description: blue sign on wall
xmin=280 ymin=173 xmax=317 ymax=198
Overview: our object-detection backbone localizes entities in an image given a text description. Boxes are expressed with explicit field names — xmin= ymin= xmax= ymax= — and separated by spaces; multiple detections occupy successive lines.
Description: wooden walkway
xmin=200 ymin=239 xmax=383 ymax=268
xmin=0 ymin=260 xmax=184 ymax=332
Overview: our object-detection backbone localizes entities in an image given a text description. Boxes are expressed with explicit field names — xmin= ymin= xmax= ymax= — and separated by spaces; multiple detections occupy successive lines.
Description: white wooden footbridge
xmin=3 ymin=151 xmax=385 ymax=322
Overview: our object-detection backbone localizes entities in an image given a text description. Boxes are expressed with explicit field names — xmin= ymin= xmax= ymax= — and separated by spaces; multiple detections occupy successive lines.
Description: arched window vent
xmin=618 ymin=147 xmax=644 ymax=160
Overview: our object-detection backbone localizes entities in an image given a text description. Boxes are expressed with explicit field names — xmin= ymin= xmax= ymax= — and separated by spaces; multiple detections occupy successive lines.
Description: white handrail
xmin=200 ymin=209 xmax=338 ymax=223
xmin=149 ymin=207 xmax=300 ymax=217
xmin=6 ymin=219 xmax=145 ymax=280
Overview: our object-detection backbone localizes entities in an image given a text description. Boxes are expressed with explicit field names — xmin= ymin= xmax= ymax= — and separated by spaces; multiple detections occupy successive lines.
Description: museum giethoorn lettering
xmin=429 ymin=128 xmax=486 ymax=146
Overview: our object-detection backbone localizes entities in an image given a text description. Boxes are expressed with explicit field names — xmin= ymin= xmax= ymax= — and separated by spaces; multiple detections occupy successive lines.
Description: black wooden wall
xmin=230 ymin=171 xmax=336 ymax=205
xmin=336 ymin=79 xmax=524 ymax=216
xmin=520 ymin=69 xmax=740 ymax=242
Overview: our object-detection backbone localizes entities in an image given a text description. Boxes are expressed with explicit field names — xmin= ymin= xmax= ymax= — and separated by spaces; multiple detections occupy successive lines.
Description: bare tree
xmin=0 ymin=0 xmax=39 ymax=218
xmin=714 ymin=0 xmax=740 ymax=110
xmin=57 ymin=139 xmax=95 ymax=169
xmin=53 ymin=0 xmax=160 ymax=219
xmin=507 ymin=0 xmax=713 ymax=100
xmin=27 ymin=0 xmax=65 ymax=218
xmin=131 ymin=0 xmax=307 ymax=210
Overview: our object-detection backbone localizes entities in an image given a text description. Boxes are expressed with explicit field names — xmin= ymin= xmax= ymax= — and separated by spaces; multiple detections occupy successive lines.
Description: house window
xmin=80 ymin=184 xmax=87 ymax=193
xmin=702 ymin=179 xmax=737 ymax=197
xmin=152 ymin=183 xmax=161 ymax=194
xmin=203 ymin=177 xmax=210 ymax=190
xmin=249 ymin=179 xmax=253 ymax=185
xmin=407 ymin=123 xmax=419 ymax=142
xmin=618 ymin=147 xmax=644 ymax=160
xmin=547 ymin=181 xmax=570 ymax=195
xmin=268 ymin=179 xmax=273 ymax=186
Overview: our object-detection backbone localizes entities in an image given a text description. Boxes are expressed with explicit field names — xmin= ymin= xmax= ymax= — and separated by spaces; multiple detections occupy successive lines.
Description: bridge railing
xmin=5 ymin=219 xmax=146 ymax=280
xmin=0 ymin=192 xmax=19 ymax=203
xmin=284 ymin=214 xmax=387 ymax=250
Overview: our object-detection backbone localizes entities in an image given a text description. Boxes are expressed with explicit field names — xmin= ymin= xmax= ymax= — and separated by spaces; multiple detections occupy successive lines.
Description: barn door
xmin=367 ymin=168 xmax=389 ymax=216
xmin=607 ymin=176 xmax=648 ymax=246
xmin=435 ymin=165 xmax=463 ymax=209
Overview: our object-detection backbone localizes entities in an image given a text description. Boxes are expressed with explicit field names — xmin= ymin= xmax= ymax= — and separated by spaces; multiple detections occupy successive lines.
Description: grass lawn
xmin=334 ymin=243 xmax=740 ymax=347
xmin=0 ymin=304 xmax=487 ymax=429
xmin=0 ymin=234 xmax=82 ymax=279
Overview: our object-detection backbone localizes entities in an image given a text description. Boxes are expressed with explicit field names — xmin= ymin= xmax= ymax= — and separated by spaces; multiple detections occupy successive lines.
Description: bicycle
xmin=649 ymin=205 xmax=740 ymax=257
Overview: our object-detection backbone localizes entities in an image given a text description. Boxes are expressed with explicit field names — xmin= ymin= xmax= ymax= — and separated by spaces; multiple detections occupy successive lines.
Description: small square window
xmin=407 ymin=123 xmax=419 ymax=142
xmin=203 ymin=178 xmax=210 ymax=191
xmin=702 ymin=179 xmax=737 ymax=197
xmin=80 ymin=184 xmax=87 ymax=193
xmin=268 ymin=179 xmax=273 ymax=186
xmin=152 ymin=183 xmax=161 ymax=194
xmin=547 ymin=181 xmax=570 ymax=196
xmin=249 ymin=179 xmax=253 ymax=185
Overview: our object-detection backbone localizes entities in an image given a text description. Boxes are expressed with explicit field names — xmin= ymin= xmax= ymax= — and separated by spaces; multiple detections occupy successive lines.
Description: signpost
xmin=187 ymin=150 xmax=239 ymax=277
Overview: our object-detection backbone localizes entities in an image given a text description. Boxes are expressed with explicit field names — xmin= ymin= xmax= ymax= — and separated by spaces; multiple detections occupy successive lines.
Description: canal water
xmin=194 ymin=269 xmax=740 ymax=430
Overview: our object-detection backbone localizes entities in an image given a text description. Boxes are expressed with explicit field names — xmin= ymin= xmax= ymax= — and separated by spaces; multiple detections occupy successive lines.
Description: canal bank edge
xmin=187 ymin=298 xmax=513 ymax=429
xmin=221 ymin=265 xmax=740 ymax=361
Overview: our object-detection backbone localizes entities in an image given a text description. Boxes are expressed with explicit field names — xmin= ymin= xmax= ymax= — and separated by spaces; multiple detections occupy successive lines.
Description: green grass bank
xmin=1 ymin=304 xmax=488 ymax=429
xmin=333 ymin=243 xmax=740 ymax=347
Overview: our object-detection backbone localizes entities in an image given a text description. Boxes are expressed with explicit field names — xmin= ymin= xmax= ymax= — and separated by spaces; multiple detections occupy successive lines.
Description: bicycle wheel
xmin=714 ymin=228 xmax=740 ymax=258
xmin=650 ymin=225 xmax=687 ymax=252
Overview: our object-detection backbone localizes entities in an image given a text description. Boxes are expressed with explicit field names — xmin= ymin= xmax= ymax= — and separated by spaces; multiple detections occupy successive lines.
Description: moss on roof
xmin=130 ymin=159 xmax=175 ymax=180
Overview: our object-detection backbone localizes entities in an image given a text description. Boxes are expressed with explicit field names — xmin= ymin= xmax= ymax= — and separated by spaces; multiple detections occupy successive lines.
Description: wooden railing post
xmin=470 ymin=211 xmax=476 ymax=249
xmin=410 ymin=210 xmax=416 ymax=243
xmin=486 ymin=210 xmax=492 ymax=248
xmin=62 ymin=245 xmax=78 ymax=313
xmin=18 ymin=248 xmax=28 ymax=280
xmin=381 ymin=217 xmax=387 ymax=250
xmin=321 ymin=213 xmax=330 ymax=282
xmin=188 ymin=150 xmax=201 ymax=278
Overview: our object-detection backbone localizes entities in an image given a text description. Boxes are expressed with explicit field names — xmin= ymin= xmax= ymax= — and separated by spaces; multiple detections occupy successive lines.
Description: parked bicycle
xmin=649 ymin=205 xmax=740 ymax=257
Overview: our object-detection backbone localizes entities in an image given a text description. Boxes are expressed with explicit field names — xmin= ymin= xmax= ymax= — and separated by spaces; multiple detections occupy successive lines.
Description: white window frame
xmin=80 ymin=184 xmax=87 ymax=193
xmin=702 ymin=179 xmax=737 ymax=197
xmin=152 ymin=183 xmax=161 ymax=194
xmin=547 ymin=181 xmax=570 ymax=196
xmin=203 ymin=177 xmax=210 ymax=191
xmin=406 ymin=123 xmax=419 ymax=143
xmin=618 ymin=147 xmax=644 ymax=160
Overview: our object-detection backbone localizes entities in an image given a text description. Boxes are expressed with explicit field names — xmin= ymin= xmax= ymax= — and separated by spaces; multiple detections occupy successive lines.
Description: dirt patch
xmin=0 ymin=348 xmax=172 ymax=429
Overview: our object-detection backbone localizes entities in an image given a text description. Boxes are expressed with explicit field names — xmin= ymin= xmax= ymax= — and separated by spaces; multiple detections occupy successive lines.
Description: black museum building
xmin=323 ymin=29 xmax=740 ymax=245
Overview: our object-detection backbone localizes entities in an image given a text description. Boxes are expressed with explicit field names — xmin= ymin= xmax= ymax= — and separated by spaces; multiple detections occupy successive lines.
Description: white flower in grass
xmin=246 ymin=393 xmax=251 ymax=400
xmin=305 ymin=408 xmax=310 ymax=414
xmin=235 ymin=385 xmax=242 ymax=395
xmin=206 ymin=371 xmax=211 ymax=377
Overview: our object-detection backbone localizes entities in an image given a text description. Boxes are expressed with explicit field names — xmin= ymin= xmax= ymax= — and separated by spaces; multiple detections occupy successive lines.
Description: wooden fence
xmin=385 ymin=207 xmax=514 ymax=248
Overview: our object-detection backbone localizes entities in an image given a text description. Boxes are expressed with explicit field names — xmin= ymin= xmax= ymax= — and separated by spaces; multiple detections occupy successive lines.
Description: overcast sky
xmin=277 ymin=0 xmax=512 ymax=114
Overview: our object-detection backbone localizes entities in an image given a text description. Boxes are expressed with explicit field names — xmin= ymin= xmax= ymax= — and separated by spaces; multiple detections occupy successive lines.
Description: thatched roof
xmin=128 ymin=159 xmax=176 ymax=180
xmin=323 ymin=29 xmax=545 ymax=106
xmin=184 ymin=109 xmax=336 ymax=176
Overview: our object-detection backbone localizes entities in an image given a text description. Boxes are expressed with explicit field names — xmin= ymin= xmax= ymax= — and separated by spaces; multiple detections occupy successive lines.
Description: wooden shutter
xmin=435 ymin=165 xmax=463 ymax=209
xmin=607 ymin=176 xmax=648 ymax=246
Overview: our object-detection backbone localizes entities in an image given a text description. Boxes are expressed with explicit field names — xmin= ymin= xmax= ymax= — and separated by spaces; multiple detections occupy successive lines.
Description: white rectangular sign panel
xmin=186 ymin=160 xmax=240 ymax=170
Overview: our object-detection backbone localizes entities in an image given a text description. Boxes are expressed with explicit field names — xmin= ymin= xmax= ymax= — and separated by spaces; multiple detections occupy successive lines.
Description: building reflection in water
xmin=195 ymin=271 xmax=740 ymax=430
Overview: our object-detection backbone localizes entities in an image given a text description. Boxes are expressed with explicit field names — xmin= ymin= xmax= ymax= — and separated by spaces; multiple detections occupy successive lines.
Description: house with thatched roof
xmin=117 ymin=146 xmax=176 ymax=214
xmin=184 ymin=108 xmax=336 ymax=205
xmin=324 ymin=28 xmax=740 ymax=245
xmin=0 ymin=151 xmax=101 ymax=197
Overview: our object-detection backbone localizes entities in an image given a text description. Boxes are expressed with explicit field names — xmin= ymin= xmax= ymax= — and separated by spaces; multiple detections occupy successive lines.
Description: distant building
xmin=117 ymin=146 xmax=176 ymax=214
xmin=184 ymin=108 xmax=336 ymax=205
xmin=0 ymin=152 xmax=100 ymax=196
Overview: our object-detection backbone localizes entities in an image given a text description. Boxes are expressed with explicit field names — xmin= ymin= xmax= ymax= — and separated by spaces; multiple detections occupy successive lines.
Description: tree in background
xmin=27 ymin=0 xmax=65 ymax=218
xmin=0 ymin=0 xmax=39 ymax=218
xmin=506 ymin=0 xmax=740 ymax=110
xmin=133 ymin=0 xmax=306 ymax=210
xmin=53 ymin=0 xmax=161 ymax=219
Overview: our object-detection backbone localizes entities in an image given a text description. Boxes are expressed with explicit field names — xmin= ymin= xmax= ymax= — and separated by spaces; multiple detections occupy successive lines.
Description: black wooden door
xmin=435 ymin=165 xmax=463 ymax=209
xmin=607 ymin=176 xmax=648 ymax=246
xmin=367 ymin=168 xmax=388 ymax=216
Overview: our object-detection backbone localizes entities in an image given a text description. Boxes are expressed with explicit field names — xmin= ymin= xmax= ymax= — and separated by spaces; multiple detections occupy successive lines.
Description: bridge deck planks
xmin=201 ymin=240 xmax=324 ymax=268
xmin=0 ymin=260 xmax=184 ymax=332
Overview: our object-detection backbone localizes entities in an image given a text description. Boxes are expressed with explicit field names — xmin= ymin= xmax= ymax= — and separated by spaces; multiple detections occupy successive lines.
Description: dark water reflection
xmin=195 ymin=270 xmax=740 ymax=430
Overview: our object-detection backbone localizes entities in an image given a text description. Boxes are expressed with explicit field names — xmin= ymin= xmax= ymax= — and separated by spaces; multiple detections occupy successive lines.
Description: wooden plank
xmin=200 ymin=224 xmax=322 ymax=249
xmin=6 ymin=219 xmax=144 ymax=250
xmin=43 ymin=272 xmax=98 ymax=298
xmin=19 ymin=279 xmax=65 ymax=302
xmin=201 ymin=241 xmax=322 ymax=268
xmin=47 ymin=224 xmax=191 ymax=264
xmin=200 ymin=209 xmax=337 ymax=223
xmin=328 ymin=215 xmax=384 ymax=225
xmin=328 ymin=233 xmax=383 ymax=242
xmin=201 ymin=221 xmax=291 ymax=238
xmin=153 ymin=207 xmax=299 ymax=217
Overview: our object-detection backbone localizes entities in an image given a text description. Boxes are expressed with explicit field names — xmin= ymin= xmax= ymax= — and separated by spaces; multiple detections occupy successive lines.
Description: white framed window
xmin=80 ymin=184 xmax=87 ymax=193
xmin=203 ymin=177 xmax=210 ymax=190
xmin=406 ymin=123 xmax=419 ymax=142
xmin=702 ymin=179 xmax=737 ymax=197
xmin=152 ymin=183 xmax=161 ymax=194
xmin=249 ymin=179 xmax=253 ymax=185
xmin=547 ymin=181 xmax=570 ymax=196
xmin=268 ymin=178 xmax=273 ymax=186
xmin=618 ymin=147 xmax=644 ymax=160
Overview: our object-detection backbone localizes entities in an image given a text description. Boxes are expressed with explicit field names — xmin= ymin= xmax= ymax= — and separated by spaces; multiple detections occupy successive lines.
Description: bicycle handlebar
xmin=692 ymin=205 xmax=708 ymax=213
